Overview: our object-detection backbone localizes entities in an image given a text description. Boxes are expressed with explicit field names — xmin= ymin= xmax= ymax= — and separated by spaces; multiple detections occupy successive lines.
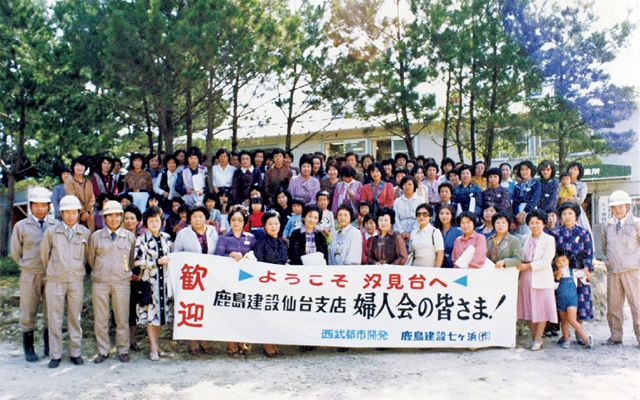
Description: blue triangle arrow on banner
xmin=238 ymin=269 xmax=254 ymax=281
xmin=453 ymin=275 xmax=468 ymax=287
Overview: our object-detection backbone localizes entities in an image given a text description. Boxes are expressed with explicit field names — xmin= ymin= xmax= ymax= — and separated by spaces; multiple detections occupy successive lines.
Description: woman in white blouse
xmin=329 ymin=205 xmax=363 ymax=265
xmin=212 ymin=149 xmax=236 ymax=193
xmin=410 ymin=203 xmax=445 ymax=267
xmin=393 ymin=175 xmax=424 ymax=243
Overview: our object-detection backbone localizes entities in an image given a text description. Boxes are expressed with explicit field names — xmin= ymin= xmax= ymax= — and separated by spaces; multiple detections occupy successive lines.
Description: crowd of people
xmin=10 ymin=146 xmax=640 ymax=368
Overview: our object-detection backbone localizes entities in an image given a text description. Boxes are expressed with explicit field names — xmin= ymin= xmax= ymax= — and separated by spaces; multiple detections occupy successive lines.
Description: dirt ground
xmin=1 ymin=263 xmax=639 ymax=400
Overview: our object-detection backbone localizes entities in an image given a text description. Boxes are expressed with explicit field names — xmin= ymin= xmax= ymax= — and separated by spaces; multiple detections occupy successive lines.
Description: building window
xmin=371 ymin=138 xmax=410 ymax=160
xmin=323 ymin=139 xmax=367 ymax=157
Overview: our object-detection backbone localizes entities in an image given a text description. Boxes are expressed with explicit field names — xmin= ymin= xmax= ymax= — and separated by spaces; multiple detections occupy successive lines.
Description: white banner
xmin=168 ymin=253 xmax=519 ymax=348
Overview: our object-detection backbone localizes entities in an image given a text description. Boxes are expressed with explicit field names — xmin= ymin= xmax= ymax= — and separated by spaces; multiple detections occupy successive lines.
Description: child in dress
xmin=283 ymin=198 xmax=305 ymax=240
xmin=553 ymin=249 xmax=593 ymax=349
xmin=557 ymin=172 xmax=576 ymax=205
xmin=357 ymin=201 xmax=371 ymax=228
xmin=248 ymin=197 xmax=266 ymax=240
xmin=315 ymin=191 xmax=335 ymax=243
xmin=204 ymin=193 xmax=223 ymax=234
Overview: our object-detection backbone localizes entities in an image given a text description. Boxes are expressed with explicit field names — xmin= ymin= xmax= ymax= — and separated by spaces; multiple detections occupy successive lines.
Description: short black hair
xmin=457 ymin=211 xmax=478 ymax=228
xmin=441 ymin=157 xmax=455 ymax=171
xmin=123 ymin=204 xmax=142 ymax=221
xmin=363 ymin=213 xmax=376 ymax=225
xmin=204 ymin=192 xmax=218 ymax=203
xmin=143 ymin=205 xmax=165 ymax=226
xmin=566 ymin=161 xmax=584 ymax=180
xmin=316 ymin=190 xmax=330 ymax=201
xmin=400 ymin=175 xmax=418 ymax=191
xmin=376 ymin=207 xmax=396 ymax=225
xmin=250 ymin=197 xmax=265 ymax=212
xmin=146 ymin=152 xmax=159 ymax=165
xmin=486 ymin=168 xmax=501 ymax=179
xmin=447 ymin=169 xmax=460 ymax=179
xmin=537 ymin=159 xmax=556 ymax=179
xmin=299 ymin=154 xmax=313 ymax=169
xmin=227 ymin=204 xmax=249 ymax=225
xmin=491 ymin=210 xmax=513 ymax=226
xmin=340 ymin=165 xmax=356 ymax=178
xmin=394 ymin=168 xmax=409 ymax=177
xmin=416 ymin=203 xmax=434 ymax=218
xmin=302 ymin=204 xmax=322 ymax=219
xmin=394 ymin=153 xmax=408 ymax=163
xmin=188 ymin=204 xmax=210 ymax=221
xmin=291 ymin=197 xmax=305 ymax=207
xmin=164 ymin=154 xmax=178 ymax=167
xmin=557 ymin=201 xmax=582 ymax=219
xmin=129 ymin=153 xmax=146 ymax=169
xmin=525 ymin=208 xmax=547 ymax=225
xmin=345 ymin=151 xmax=358 ymax=162
xmin=71 ymin=156 xmax=90 ymax=171
xmin=424 ymin=161 xmax=439 ymax=173
xmin=519 ymin=160 xmax=537 ymax=177
xmin=438 ymin=181 xmax=454 ymax=194
xmin=458 ymin=164 xmax=473 ymax=176
xmin=215 ymin=148 xmax=230 ymax=161
xmin=472 ymin=160 xmax=486 ymax=177
xmin=118 ymin=193 xmax=133 ymax=203
xmin=336 ymin=204 xmax=355 ymax=222
xmin=368 ymin=162 xmax=384 ymax=176
xmin=271 ymin=148 xmax=285 ymax=157
xmin=96 ymin=155 xmax=114 ymax=173
xmin=262 ymin=210 xmax=281 ymax=227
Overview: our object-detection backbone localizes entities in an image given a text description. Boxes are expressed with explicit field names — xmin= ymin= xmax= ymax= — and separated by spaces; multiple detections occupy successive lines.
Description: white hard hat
xmin=59 ymin=195 xmax=82 ymax=211
xmin=609 ymin=190 xmax=632 ymax=207
xmin=28 ymin=187 xmax=52 ymax=203
xmin=102 ymin=200 xmax=124 ymax=215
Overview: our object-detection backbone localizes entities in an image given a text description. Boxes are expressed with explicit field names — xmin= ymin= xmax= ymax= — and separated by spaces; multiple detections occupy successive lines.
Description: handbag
xmin=133 ymin=280 xmax=152 ymax=306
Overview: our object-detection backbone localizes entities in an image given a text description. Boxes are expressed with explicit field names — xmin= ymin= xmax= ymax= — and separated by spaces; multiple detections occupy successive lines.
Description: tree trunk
xmin=454 ymin=65 xmax=465 ymax=164
xmin=185 ymin=87 xmax=193 ymax=150
xmin=484 ymin=63 xmax=499 ymax=167
xmin=206 ymin=74 xmax=215 ymax=190
xmin=164 ymin=108 xmax=174 ymax=154
xmin=469 ymin=59 xmax=477 ymax=165
xmin=558 ymin=121 xmax=566 ymax=172
xmin=143 ymin=98 xmax=154 ymax=154
xmin=0 ymin=102 xmax=25 ymax=256
xmin=231 ymin=74 xmax=240 ymax=152
xmin=442 ymin=67 xmax=453 ymax=160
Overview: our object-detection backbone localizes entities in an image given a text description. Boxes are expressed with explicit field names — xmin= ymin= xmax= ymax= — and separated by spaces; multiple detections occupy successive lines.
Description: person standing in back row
xmin=88 ymin=201 xmax=136 ymax=363
xmin=40 ymin=195 xmax=91 ymax=368
xmin=601 ymin=190 xmax=640 ymax=348
xmin=10 ymin=187 xmax=57 ymax=362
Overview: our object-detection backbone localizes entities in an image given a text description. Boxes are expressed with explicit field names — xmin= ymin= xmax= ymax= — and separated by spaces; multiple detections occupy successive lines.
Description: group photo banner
xmin=168 ymin=253 xmax=519 ymax=348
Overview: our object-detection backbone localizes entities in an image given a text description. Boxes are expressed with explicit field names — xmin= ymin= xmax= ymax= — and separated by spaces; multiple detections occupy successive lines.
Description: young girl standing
xmin=553 ymin=249 xmax=593 ymax=349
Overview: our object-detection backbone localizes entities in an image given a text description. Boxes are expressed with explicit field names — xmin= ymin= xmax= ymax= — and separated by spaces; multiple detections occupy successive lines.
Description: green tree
xmin=328 ymin=0 xmax=441 ymax=159
xmin=0 ymin=0 xmax=55 ymax=255
xmin=509 ymin=0 xmax=636 ymax=170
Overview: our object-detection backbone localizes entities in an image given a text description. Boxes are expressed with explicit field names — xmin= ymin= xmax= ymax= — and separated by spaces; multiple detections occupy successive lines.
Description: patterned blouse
xmin=552 ymin=223 xmax=594 ymax=320
xmin=124 ymin=169 xmax=153 ymax=193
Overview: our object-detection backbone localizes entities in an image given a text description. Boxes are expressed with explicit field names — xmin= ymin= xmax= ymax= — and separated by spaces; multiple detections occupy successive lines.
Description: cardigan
xmin=521 ymin=232 xmax=556 ymax=289
xmin=288 ymin=228 xmax=328 ymax=265
xmin=486 ymin=233 xmax=523 ymax=268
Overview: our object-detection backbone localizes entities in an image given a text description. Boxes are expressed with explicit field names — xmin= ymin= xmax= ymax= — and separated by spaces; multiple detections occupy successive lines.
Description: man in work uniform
xmin=88 ymin=200 xmax=136 ymax=363
xmin=40 ymin=195 xmax=91 ymax=368
xmin=602 ymin=190 xmax=640 ymax=347
xmin=10 ymin=187 xmax=57 ymax=361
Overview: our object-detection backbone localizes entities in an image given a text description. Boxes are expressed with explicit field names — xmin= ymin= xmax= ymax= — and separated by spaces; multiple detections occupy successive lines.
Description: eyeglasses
xmin=416 ymin=212 xmax=430 ymax=217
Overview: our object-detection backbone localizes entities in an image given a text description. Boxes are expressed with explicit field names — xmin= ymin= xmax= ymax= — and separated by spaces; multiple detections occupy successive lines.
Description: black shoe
xmin=48 ymin=359 xmax=61 ymax=369
xmin=336 ymin=347 xmax=350 ymax=352
xmin=119 ymin=353 xmax=130 ymax=362
xmin=23 ymin=332 xmax=39 ymax=362
xmin=43 ymin=328 xmax=49 ymax=357
xmin=601 ymin=338 xmax=623 ymax=346
xmin=299 ymin=346 xmax=316 ymax=353
xmin=70 ymin=356 xmax=84 ymax=365
xmin=94 ymin=354 xmax=108 ymax=364
xmin=129 ymin=343 xmax=142 ymax=352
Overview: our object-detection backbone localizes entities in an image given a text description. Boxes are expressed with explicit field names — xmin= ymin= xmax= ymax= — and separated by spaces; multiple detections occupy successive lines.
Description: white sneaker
xmin=530 ymin=341 xmax=543 ymax=351
xmin=150 ymin=352 xmax=159 ymax=361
